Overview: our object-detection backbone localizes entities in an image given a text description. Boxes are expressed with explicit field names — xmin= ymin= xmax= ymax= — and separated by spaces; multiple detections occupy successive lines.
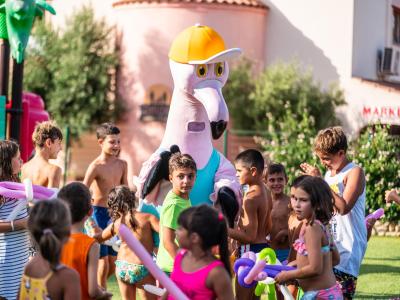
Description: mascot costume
xmin=136 ymin=24 xmax=242 ymax=219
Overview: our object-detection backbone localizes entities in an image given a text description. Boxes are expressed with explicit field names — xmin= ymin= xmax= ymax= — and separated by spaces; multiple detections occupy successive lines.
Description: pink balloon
xmin=0 ymin=181 xmax=56 ymax=200
xmin=244 ymin=260 xmax=266 ymax=284
xmin=118 ymin=224 xmax=189 ymax=300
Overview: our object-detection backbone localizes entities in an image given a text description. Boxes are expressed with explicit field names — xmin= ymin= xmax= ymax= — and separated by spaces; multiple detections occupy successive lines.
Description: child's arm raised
xmin=228 ymin=196 xmax=258 ymax=244
xmin=207 ymin=266 xmax=234 ymax=300
xmin=386 ymin=189 xmax=400 ymax=205
xmin=275 ymin=225 xmax=324 ymax=283
xmin=333 ymin=166 xmax=365 ymax=215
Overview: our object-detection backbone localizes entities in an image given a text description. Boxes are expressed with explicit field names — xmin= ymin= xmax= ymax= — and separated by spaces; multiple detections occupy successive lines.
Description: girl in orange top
xmin=59 ymin=182 xmax=112 ymax=299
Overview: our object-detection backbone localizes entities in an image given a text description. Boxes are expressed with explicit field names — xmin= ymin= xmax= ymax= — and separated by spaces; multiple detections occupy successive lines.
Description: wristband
xmin=10 ymin=220 xmax=15 ymax=231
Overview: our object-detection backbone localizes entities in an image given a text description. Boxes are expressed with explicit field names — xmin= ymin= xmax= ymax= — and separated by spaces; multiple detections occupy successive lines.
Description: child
xmin=156 ymin=153 xmax=196 ymax=275
xmin=285 ymin=175 xmax=310 ymax=299
xmin=301 ymin=126 xmax=366 ymax=299
xmin=83 ymin=122 xmax=128 ymax=288
xmin=95 ymin=186 xmax=159 ymax=300
xmin=229 ymin=149 xmax=271 ymax=300
xmin=275 ymin=176 xmax=342 ymax=300
xmin=385 ymin=189 xmax=400 ymax=205
xmin=265 ymin=163 xmax=290 ymax=263
xmin=19 ymin=200 xmax=80 ymax=299
xmin=58 ymin=182 xmax=112 ymax=299
xmin=162 ymin=205 xmax=234 ymax=300
xmin=21 ymin=121 xmax=63 ymax=188
xmin=0 ymin=140 xmax=30 ymax=299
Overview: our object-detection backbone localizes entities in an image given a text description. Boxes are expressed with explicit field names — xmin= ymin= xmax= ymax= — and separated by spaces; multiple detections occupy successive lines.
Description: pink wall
xmin=113 ymin=3 xmax=268 ymax=179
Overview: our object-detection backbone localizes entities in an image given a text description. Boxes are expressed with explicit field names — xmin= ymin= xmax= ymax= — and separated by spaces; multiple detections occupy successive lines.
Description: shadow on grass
xmin=365 ymin=257 xmax=400 ymax=261
xmin=360 ymin=263 xmax=400 ymax=275
xmin=355 ymin=292 xmax=400 ymax=299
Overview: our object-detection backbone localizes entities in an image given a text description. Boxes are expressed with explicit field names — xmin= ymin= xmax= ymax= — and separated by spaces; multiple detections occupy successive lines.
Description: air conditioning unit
xmin=381 ymin=47 xmax=400 ymax=75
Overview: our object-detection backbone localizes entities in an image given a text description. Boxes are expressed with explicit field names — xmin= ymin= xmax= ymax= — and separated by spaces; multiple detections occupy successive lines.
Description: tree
xmin=225 ymin=60 xmax=345 ymax=132
xmin=224 ymin=58 xmax=256 ymax=131
xmin=351 ymin=125 xmax=400 ymax=222
xmin=258 ymin=106 xmax=321 ymax=183
xmin=24 ymin=5 xmax=121 ymax=137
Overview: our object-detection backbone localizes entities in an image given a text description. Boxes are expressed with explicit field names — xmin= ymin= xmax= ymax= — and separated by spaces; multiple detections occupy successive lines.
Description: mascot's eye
xmin=214 ymin=62 xmax=224 ymax=77
xmin=196 ymin=64 xmax=208 ymax=78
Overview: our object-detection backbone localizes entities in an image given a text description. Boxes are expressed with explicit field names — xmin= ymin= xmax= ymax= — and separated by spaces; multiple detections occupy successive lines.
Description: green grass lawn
xmin=354 ymin=236 xmax=400 ymax=299
xmin=107 ymin=236 xmax=400 ymax=299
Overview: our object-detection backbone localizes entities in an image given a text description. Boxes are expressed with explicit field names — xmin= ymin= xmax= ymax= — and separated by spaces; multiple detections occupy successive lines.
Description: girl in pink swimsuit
xmin=163 ymin=204 xmax=234 ymax=300
xmin=275 ymin=176 xmax=342 ymax=300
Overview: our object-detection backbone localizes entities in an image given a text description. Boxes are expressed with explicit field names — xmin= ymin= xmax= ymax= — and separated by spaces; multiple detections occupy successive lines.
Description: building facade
xmin=48 ymin=0 xmax=400 ymax=180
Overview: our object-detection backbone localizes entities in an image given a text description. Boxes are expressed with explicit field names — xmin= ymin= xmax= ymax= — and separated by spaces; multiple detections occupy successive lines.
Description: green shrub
xmin=352 ymin=125 xmax=400 ymax=221
xmin=224 ymin=60 xmax=345 ymax=131
xmin=259 ymin=107 xmax=322 ymax=183
xmin=24 ymin=6 xmax=122 ymax=138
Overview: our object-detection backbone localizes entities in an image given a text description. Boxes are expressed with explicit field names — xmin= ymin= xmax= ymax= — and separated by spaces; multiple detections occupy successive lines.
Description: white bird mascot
xmin=136 ymin=24 xmax=242 ymax=224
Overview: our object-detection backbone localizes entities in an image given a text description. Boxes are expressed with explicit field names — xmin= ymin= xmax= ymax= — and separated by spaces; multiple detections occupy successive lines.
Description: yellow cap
xmin=169 ymin=24 xmax=241 ymax=64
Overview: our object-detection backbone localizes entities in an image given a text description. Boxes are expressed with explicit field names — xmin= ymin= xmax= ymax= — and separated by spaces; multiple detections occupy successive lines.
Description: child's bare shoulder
xmin=347 ymin=165 xmax=365 ymax=178
xmin=246 ymin=184 xmax=267 ymax=201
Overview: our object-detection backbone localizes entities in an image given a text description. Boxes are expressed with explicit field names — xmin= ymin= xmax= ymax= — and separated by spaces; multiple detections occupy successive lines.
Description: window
xmin=393 ymin=6 xmax=400 ymax=44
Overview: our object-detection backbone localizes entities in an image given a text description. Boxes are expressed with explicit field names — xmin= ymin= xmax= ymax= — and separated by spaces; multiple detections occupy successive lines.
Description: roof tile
xmin=113 ymin=0 xmax=268 ymax=9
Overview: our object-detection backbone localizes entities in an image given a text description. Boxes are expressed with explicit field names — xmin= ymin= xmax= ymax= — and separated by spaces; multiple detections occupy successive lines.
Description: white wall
xmin=49 ymin=0 xmax=116 ymax=28
xmin=263 ymin=0 xmax=355 ymax=87
xmin=352 ymin=0 xmax=387 ymax=80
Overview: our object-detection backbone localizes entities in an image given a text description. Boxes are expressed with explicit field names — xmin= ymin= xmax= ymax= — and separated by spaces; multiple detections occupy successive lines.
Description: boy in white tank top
xmin=300 ymin=126 xmax=367 ymax=300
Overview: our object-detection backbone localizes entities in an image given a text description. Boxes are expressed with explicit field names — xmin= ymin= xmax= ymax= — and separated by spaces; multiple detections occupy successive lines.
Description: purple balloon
xmin=0 ymin=181 xmax=56 ymax=200
xmin=234 ymin=258 xmax=257 ymax=288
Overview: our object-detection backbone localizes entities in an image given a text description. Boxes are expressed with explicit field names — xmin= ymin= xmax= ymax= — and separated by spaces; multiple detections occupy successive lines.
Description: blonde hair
xmin=313 ymin=126 xmax=348 ymax=155
xmin=28 ymin=200 xmax=71 ymax=271
xmin=32 ymin=121 xmax=63 ymax=148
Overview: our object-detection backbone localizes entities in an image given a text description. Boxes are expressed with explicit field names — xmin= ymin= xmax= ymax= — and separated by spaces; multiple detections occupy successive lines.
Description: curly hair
xmin=313 ymin=126 xmax=348 ymax=155
xmin=0 ymin=140 xmax=20 ymax=182
xmin=32 ymin=121 xmax=63 ymax=148
xmin=108 ymin=185 xmax=138 ymax=231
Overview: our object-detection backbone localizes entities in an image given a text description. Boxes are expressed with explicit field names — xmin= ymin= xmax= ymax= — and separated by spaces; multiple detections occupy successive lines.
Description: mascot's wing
xmin=210 ymin=153 xmax=242 ymax=206
xmin=139 ymin=145 xmax=180 ymax=201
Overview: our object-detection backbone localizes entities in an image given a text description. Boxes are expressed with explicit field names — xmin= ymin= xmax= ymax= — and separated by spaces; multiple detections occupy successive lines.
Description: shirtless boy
xmin=83 ymin=123 xmax=128 ymax=288
xmin=229 ymin=149 xmax=271 ymax=300
xmin=265 ymin=163 xmax=291 ymax=263
xmin=21 ymin=121 xmax=63 ymax=188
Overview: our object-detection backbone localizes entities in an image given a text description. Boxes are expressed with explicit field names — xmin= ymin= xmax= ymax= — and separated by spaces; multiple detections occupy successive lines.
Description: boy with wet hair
xmin=265 ymin=163 xmax=290 ymax=263
xmin=230 ymin=149 xmax=271 ymax=300
xmin=301 ymin=126 xmax=366 ymax=300
xmin=21 ymin=121 xmax=63 ymax=188
xmin=84 ymin=122 xmax=128 ymax=289
xmin=156 ymin=153 xmax=196 ymax=275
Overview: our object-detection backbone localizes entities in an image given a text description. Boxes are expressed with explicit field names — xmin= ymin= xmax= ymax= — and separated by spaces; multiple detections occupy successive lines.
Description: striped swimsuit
xmin=0 ymin=197 xmax=30 ymax=299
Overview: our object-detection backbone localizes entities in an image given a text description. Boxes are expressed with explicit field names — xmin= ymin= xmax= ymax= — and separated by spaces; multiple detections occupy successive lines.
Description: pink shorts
xmin=302 ymin=282 xmax=343 ymax=300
